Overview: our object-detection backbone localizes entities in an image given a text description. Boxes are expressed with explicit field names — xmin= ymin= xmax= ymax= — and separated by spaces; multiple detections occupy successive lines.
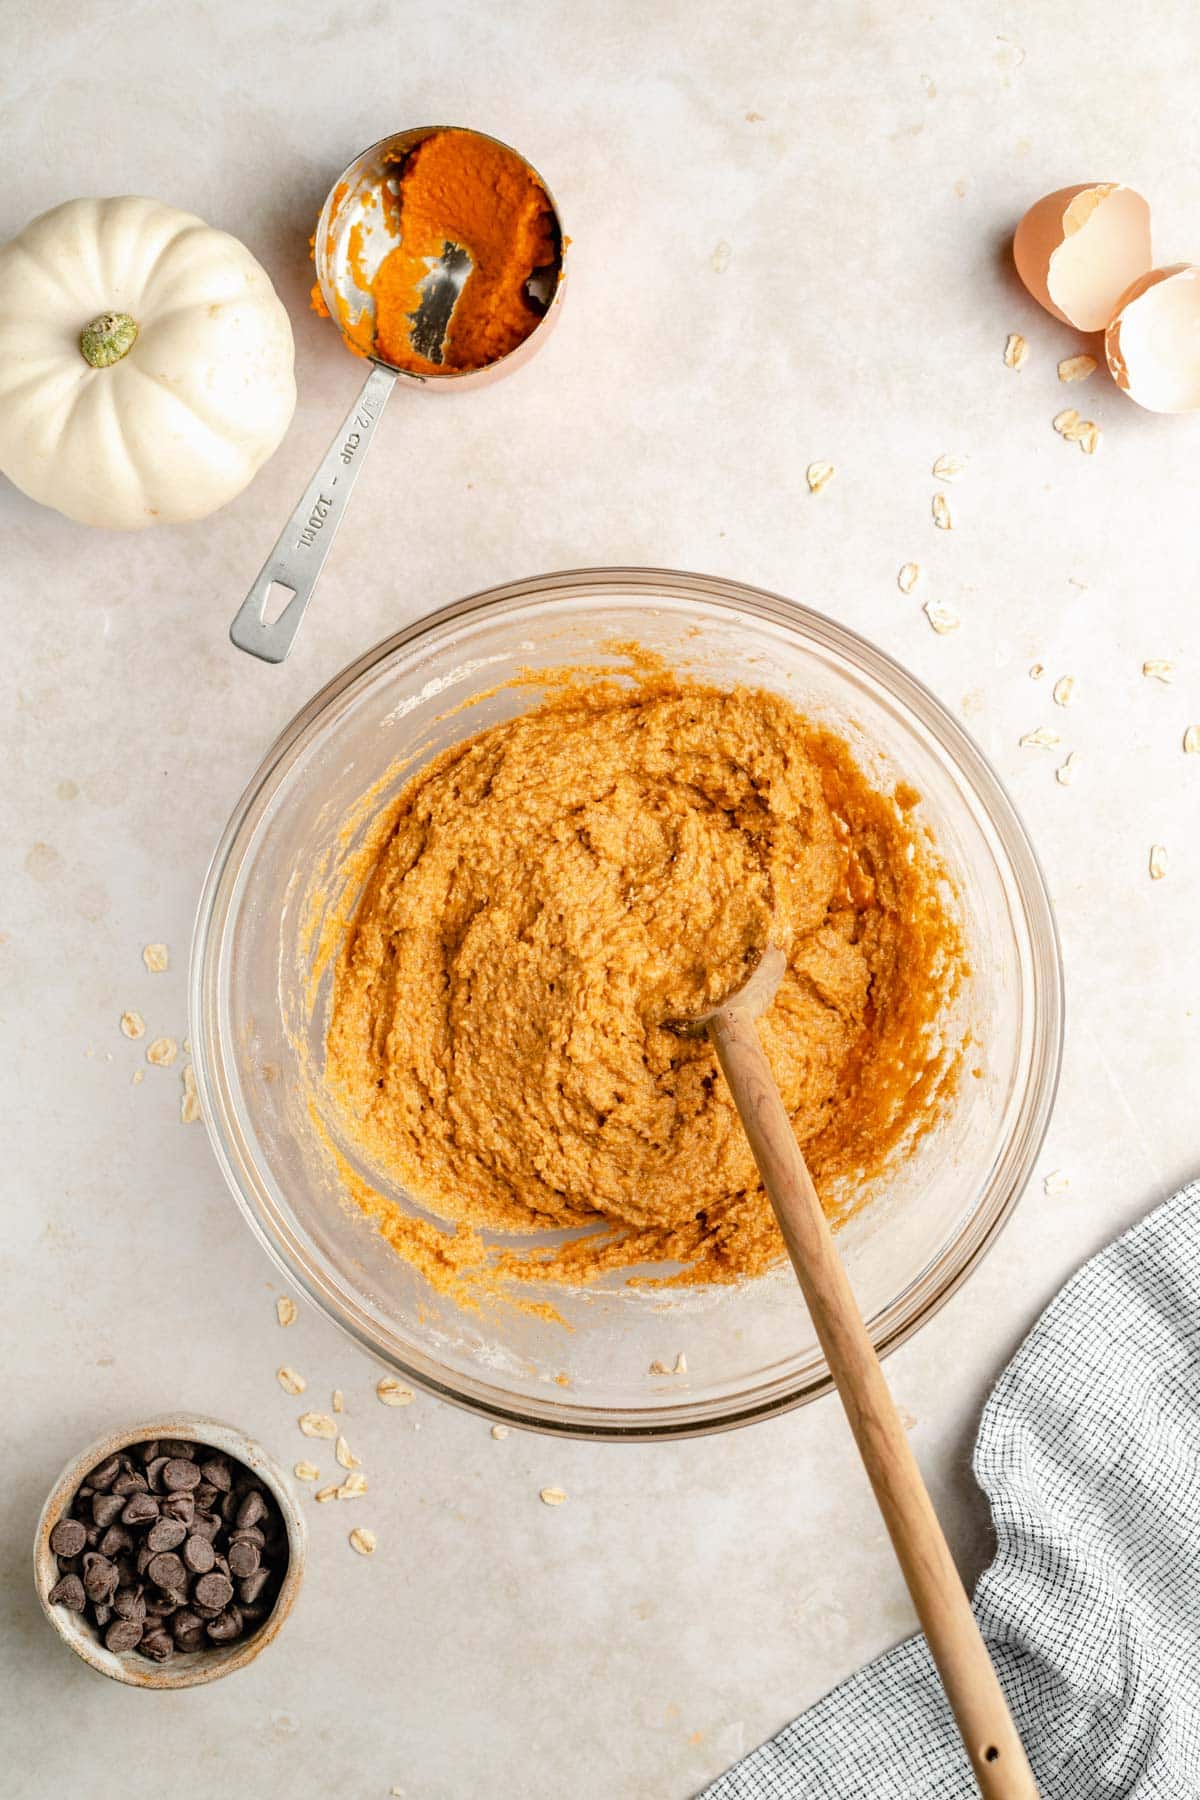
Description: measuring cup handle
xmin=230 ymin=362 xmax=398 ymax=663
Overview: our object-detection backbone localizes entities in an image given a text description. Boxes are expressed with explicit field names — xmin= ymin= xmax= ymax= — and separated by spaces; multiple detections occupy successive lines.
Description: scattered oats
xmin=1052 ymin=407 xmax=1080 ymax=435
xmin=376 ymin=1377 xmax=414 ymax=1407
xmin=710 ymin=239 xmax=732 ymax=274
xmin=649 ymin=1360 xmax=671 ymax=1375
xmin=1052 ymin=676 xmax=1078 ymax=708
xmin=1056 ymin=753 xmax=1081 ymax=786
xmin=146 ymin=1035 xmax=178 ymax=1068
xmin=932 ymin=453 xmax=967 ymax=482
xmin=277 ymin=1366 xmax=307 ymax=1396
xmin=539 ymin=1486 xmax=567 ymax=1507
xmin=1078 ymin=421 xmax=1101 ymax=455
xmin=339 ymin=1471 xmax=369 ymax=1497
xmin=315 ymin=1484 xmax=340 ymax=1503
xmin=1003 ymin=331 xmax=1028 ymax=370
xmin=673 ymin=1352 xmax=688 ymax=1375
xmin=1149 ymin=844 xmax=1169 ymax=881
xmin=1058 ymin=354 xmax=1097 ymax=383
xmin=332 ymin=1388 xmax=344 ymax=1413
xmin=897 ymin=561 xmax=920 ymax=594
xmin=335 ymin=1435 xmax=361 ymax=1471
xmin=1029 ymin=663 xmax=1045 ymax=680
xmin=1184 ymin=725 xmax=1200 ymax=755
xmin=1020 ymin=726 xmax=1061 ymax=750
xmin=131 ymin=1069 xmax=144 ymax=1086
xmin=276 ymin=1295 xmax=297 ymax=1328
xmin=931 ymin=492 xmax=953 ymax=530
xmin=806 ymin=460 xmax=835 ymax=494
xmin=142 ymin=943 xmax=169 ymax=973
xmin=923 ymin=598 xmax=960 ymax=635
xmin=180 ymin=1063 xmax=201 ymax=1124
xmin=897 ymin=1406 xmax=918 ymax=1431
xmin=1143 ymin=659 xmax=1175 ymax=684
xmin=120 ymin=1010 xmax=145 ymax=1040
xmin=182 ymin=1037 xmax=191 ymax=1056
xmin=491 ymin=1424 xmax=510 ymax=1440
xmin=349 ymin=1527 xmax=377 ymax=1556
xmin=1043 ymin=1170 xmax=1071 ymax=1197
xmin=299 ymin=1412 xmax=337 ymax=1439
xmin=294 ymin=1461 xmax=320 ymax=1482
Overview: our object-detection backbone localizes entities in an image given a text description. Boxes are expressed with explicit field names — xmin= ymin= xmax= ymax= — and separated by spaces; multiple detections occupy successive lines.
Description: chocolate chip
xmin=159 ymin=1440 xmax=196 ymax=1460
xmin=83 ymin=1553 xmax=118 ymax=1603
xmin=56 ymin=1553 xmax=83 ymax=1576
xmin=121 ymin=1491 xmax=159 ymax=1525
xmin=113 ymin=1586 xmax=146 ymax=1623
xmin=206 ymin=1606 xmax=243 ymax=1643
xmin=136 ymin=1543 xmax=156 ymax=1576
xmin=49 ymin=1519 xmax=87 ymax=1558
xmin=189 ymin=1509 xmax=220 ymax=1541
xmin=99 ymin=1525 xmax=133 ymax=1559
xmin=162 ymin=1458 xmax=201 ymax=1492
xmin=49 ymin=1573 xmax=85 ymax=1612
xmin=92 ymin=1601 xmax=112 ymax=1628
xmin=104 ymin=1618 xmax=144 ymax=1653
xmin=190 ymin=1600 xmax=222 ymax=1620
xmin=237 ymin=1567 xmax=270 ymax=1606
xmin=193 ymin=1482 xmax=219 ymax=1510
xmin=138 ymin=1441 xmax=161 ymax=1464
xmin=193 ymin=1572 xmax=233 ymax=1611
xmin=144 ymin=1456 xmax=170 ymax=1493
xmin=227 ymin=1539 xmax=259 ymax=1578
xmin=162 ymin=1492 xmax=195 ymax=1526
xmin=219 ymin=1488 xmax=239 ymax=1525
xmin=183 ymin=1534 xmax=215 ymax=1574
xmin=146 ymin=1517 xmax=187 ymax=1553
xmin=147 ymin=1551 xmax=186 ymax=1592
xmin=111 ymin=1470 xmax=148 ymax=1496
xmin=83 ymin=1524 xmax=102 ymax=1547
xmin=91 ymin=1492 xmax=124 ymax=1529
xmin=235 ymin=1489 xmax=267 ymax=1530
xmin=230 ymin=1524 xmax=265 ymax=1549
xmin=139 ymin=1630 xmax=174 ymax=1661
xmin=88 ymin=1455 xmax=121 ymax=1491
xmin=172 ymin=1610 xmax=206 ymax=1649
xmin=200 ymin=1458 xmax=232 ymax=1492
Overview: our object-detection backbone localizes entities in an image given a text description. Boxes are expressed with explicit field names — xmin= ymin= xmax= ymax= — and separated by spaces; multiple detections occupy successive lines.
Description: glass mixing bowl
xmin=191 ymin=568 xmax=1062 ymax=1440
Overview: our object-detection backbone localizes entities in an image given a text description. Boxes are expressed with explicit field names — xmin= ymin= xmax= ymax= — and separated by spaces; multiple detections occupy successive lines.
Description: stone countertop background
xmin=3 ymin=2 xmax=1199 ymax=1794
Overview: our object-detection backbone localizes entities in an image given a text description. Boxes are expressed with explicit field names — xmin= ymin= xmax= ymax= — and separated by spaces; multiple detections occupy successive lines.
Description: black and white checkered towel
xmin=703 ymin=1179 xmax=1200 ymax=1798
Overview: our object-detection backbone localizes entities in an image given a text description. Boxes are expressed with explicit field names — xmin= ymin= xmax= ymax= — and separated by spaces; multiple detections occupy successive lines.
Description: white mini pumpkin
xmin=0 ymin=196 xmax=296 ymax=530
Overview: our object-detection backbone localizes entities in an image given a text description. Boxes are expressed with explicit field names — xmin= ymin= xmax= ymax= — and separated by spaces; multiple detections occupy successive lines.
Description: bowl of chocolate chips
xmin=34 ymin=1416 xmax=305 ymax=1687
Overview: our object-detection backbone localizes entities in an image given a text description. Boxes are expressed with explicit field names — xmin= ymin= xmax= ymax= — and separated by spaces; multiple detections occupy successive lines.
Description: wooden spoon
xmin=666 ymin=947 xmax=1039 ymax=1799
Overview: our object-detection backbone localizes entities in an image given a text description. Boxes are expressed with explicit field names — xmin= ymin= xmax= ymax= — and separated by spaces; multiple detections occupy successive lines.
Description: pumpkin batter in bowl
xmin=324 ymin=661 xmax=965 ymax=1294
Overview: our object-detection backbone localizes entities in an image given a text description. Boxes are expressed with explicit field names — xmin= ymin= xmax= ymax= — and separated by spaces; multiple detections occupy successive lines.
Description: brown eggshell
xmin=1106 ymin=263 xmax=1200 ymax=412
xmin=1013 ymin=183 xmax=1151 ymax=331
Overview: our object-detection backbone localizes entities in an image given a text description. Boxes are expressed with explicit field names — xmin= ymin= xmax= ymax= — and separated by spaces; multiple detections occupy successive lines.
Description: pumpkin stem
xmin=80 ymin=311 xmax=139 ymax=368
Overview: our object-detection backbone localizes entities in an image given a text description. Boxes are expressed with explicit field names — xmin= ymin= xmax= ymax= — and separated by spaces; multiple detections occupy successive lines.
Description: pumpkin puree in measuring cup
xmin=313 ymin=128 xmax=558 ymax=375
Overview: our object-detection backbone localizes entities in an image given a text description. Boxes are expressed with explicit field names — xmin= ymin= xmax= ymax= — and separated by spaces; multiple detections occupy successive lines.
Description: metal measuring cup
xmin=230 ymin=127 xmax=566 ymax=663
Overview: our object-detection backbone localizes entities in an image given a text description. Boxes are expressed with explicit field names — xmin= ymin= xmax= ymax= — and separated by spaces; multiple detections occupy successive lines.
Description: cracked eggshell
xmin=1013 ymin=183 xmax=1152 ymax=331
xmin=1106 ymin=264 xmax=1200 ymax=412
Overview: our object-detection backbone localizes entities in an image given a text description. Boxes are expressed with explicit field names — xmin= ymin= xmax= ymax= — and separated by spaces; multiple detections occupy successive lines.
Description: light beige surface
xmin=3 ymin=3 xmax=1199 ymax=1796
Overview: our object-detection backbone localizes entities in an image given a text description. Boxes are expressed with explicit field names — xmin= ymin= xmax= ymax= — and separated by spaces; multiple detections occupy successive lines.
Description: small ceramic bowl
xmin=34 ymin=1415 xmax=306 ymax=1689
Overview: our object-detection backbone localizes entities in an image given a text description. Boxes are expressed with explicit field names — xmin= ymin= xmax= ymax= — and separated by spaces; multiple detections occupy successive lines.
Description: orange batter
xmin=323 ymin=667 xmax=966 ymax=1296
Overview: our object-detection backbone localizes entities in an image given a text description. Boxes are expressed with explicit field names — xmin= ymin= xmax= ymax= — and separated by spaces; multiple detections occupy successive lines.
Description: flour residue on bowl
xmin=302 ymin=649 xmax=966 ymax=1314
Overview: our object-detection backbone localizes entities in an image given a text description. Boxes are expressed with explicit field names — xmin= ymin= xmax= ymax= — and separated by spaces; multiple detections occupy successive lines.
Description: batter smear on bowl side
xmin=324 ymin=664 xmax=965 ymax=1296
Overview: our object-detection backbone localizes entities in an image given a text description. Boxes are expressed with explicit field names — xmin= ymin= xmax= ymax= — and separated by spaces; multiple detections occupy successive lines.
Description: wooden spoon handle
xmin=709 ymin=1004 xmax=1039 ymax=1800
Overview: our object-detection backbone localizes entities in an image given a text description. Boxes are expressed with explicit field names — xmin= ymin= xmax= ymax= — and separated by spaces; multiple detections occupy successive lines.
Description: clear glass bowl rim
xmin=191 ymin=566 xmax=1064 ymax=1441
